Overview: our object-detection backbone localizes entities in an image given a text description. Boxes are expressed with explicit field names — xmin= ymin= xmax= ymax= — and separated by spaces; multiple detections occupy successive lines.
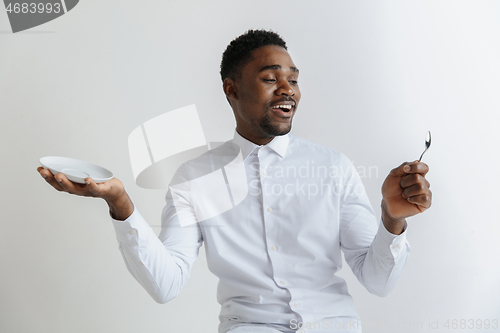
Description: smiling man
xmin=38 ymin=30 xmax=432 ymax=333
xmin=222 ymin=42 xmax=301 ymax=143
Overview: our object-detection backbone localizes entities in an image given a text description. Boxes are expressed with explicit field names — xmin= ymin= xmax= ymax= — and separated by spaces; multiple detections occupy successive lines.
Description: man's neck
xmin=236 ymin=128 xmax=274 ymax=146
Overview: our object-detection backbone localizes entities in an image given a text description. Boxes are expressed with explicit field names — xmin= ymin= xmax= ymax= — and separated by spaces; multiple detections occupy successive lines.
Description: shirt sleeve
xmin=339 ymin=155 xmax=410 ymax=297
xmin=111 ymin=164 xmax=203 ymax=304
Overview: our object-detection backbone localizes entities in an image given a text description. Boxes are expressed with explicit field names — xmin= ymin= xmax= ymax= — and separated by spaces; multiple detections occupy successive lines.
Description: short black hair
xmin=220 ymin=29 xmax=287 ymax=82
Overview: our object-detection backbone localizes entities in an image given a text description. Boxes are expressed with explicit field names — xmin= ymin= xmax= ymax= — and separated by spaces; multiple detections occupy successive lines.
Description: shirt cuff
xmin=375 ymin=219 xmax=410 ymax=258
xmin=111 ymin=205 xmax=155 ymax=245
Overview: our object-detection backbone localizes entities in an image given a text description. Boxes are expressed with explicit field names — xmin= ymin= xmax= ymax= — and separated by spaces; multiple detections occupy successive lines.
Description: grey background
xmin=1 ymin=0 xmax=499 ymax=332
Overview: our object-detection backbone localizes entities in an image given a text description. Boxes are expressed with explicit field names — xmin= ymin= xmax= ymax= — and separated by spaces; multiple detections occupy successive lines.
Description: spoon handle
xmin=418 ymin=147 xmax=430 ymax=162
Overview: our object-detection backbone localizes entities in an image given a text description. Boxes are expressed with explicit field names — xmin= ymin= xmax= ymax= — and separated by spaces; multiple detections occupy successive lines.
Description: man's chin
xmin=262 ymin=124 xmax=292 ymax=137
xmin=275 ymin=127 xmax=292 ymax=136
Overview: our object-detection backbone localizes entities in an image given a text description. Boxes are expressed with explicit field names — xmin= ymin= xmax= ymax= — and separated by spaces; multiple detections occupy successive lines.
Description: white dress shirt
xmin=111 ymin=130 xmax=410 ymax=333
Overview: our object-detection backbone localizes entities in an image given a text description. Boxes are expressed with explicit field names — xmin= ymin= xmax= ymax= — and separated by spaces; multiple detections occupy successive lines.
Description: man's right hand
xmin=37 ymin=166 xmax=134 ymax=220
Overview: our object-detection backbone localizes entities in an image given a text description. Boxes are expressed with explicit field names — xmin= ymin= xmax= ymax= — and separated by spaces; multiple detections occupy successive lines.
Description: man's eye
xmin=263 ymin=79 xmax=276 ymax=83
xmin=289 ymin=80 xmax=298 ymax=85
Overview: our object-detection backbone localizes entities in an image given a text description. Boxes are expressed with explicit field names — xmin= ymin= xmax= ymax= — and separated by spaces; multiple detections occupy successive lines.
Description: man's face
xmin=226 ymin=45 xmax=301 ymax=145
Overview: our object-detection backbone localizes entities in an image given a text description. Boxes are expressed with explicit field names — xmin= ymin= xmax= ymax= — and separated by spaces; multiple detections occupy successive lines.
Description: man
xmin=38 ymin=30 xmax=431 ymax=332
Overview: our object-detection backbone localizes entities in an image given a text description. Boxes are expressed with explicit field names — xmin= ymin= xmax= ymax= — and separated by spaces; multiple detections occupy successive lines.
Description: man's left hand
xmin=381 ymin=161 xmax=432 ymax=234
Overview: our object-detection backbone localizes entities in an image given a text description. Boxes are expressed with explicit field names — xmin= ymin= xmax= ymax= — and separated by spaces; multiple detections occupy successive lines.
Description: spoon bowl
xmin=418 ymin=131 xmax=431 ymax=162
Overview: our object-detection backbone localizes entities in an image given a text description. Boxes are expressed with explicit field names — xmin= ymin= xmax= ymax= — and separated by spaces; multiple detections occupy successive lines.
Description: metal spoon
xmin=418 ymin=131 xmax=431 ymax=162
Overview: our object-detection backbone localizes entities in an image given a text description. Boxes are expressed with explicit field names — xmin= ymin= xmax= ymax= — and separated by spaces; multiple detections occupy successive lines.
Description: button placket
xmin=259 ymin=150 xmax=287 ymax=297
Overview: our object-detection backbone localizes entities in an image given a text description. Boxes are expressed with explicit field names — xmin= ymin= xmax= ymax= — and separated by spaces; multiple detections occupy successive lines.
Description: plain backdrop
xmin=1 ymin=1 xmax=499 ymax=332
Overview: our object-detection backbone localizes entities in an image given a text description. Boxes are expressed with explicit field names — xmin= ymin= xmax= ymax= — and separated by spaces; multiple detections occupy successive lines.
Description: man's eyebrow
xmin=259 ymin=65 xmax=300 ymax=73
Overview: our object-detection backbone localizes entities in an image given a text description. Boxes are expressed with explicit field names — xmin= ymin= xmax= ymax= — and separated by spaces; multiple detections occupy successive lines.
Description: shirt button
xmin=393 ymin=268 xmax=397 ymax=272
xmin=267 ymin=207 xmax=272 ymax=213
xmin=280 ymin=280 xmax=285 ymax=286
xmin=391 ymin=244 xmax=399 ymax=249
xmin=294 ymin=302 xmax=299 ymax=308
xmin=271 ymin=245 xmax=277 ymax=251
xmin=262 ymin=170 xmax=268 ymax=176
xmin=260 ymin=147 xmax=265 ymax=151
xmin=129 ymin=230 xmax=136 ymax=235
xmin=139 ymin=262 xmax=144 ymax=266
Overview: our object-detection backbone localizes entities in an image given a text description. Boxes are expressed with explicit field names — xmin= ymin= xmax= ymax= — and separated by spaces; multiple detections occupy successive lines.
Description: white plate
xmin=39 ymin=156 xmax=114 ymax=184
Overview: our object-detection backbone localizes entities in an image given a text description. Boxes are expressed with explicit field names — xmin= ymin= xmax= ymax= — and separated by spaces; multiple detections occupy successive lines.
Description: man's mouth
xmin=271 ymin=104 xmax=294 ymax=112
xmin=270 ymin=103 xmax=295 ymax=118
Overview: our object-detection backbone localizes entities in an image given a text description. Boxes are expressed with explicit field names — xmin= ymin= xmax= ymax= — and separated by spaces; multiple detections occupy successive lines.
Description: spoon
xmin=418 ymin=131 xmax=431 ymax=162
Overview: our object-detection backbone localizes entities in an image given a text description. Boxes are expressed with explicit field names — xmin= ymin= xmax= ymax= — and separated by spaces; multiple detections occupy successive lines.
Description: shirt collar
xmin=232 ymin=129 xmax=290 ymax=160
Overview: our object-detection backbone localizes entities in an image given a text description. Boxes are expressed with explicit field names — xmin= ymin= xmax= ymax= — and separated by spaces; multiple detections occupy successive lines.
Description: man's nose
xmin=275 ymin=79 xmax=295 ymax=96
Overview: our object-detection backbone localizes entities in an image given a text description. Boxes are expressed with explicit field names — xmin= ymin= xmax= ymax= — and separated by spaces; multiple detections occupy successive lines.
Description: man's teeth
xmin=273 ymin=105 xmax=293 ymax=110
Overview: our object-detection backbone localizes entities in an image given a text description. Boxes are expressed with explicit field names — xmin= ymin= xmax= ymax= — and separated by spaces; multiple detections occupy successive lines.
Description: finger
xmin=84 ymin=177 xmax=101 ymax=197
xmin=55 ymin=173 xmax=87 ymax=195
xmin=400 ymin=173 xmax=430 ymax=189
xmin=389 ymin=162 xmax=413 ymax=177
xmin=38 ymin=167 xmax=65 ymax=191
xmin=406 ymin=192 xmax=432 ymax=209
xmin=404 ymin=161 xmax=429 ymax=176
xmin=402 ymin=182 xmax=430 ymax=199
xmin=38 ymin=166 xmax=53 ymax=179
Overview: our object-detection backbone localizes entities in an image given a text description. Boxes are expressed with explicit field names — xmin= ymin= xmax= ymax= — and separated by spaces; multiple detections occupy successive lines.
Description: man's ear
xmin=223 ymin=78 xmax=238 ymax=102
